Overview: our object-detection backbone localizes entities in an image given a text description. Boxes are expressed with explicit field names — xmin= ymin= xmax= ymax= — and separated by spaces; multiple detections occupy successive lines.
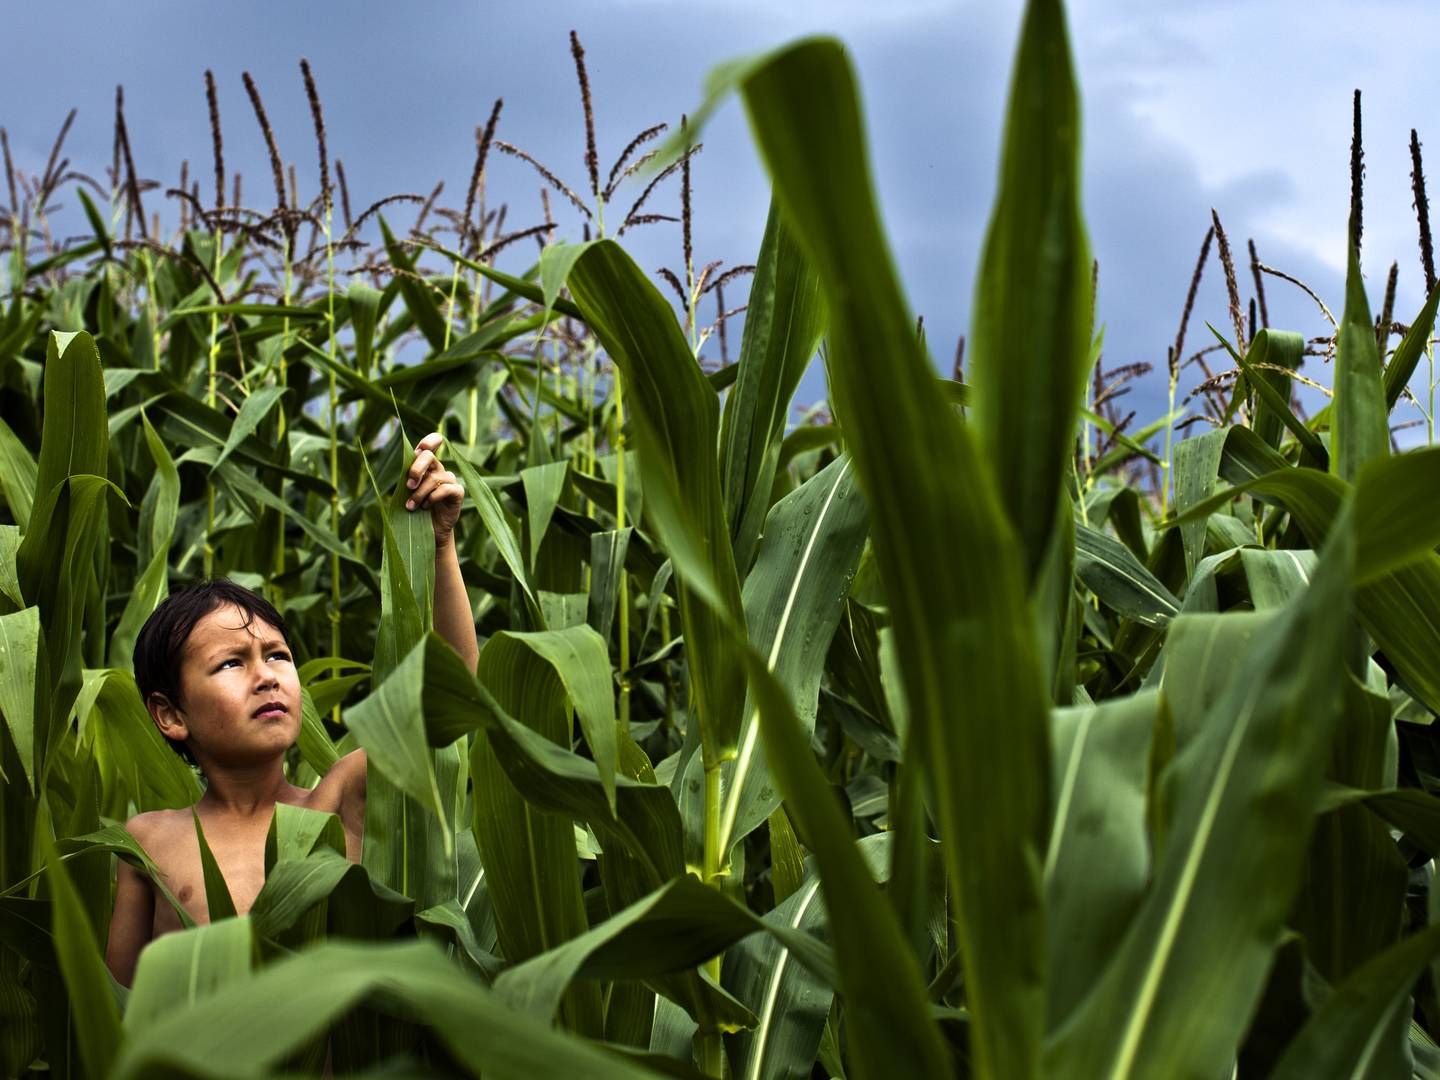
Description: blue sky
xmin=3 ymin=0 xmax=1437 ymax=430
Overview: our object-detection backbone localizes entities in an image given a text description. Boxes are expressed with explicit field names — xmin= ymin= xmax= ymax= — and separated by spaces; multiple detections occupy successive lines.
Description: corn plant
xmin=5 ymin=2 xmax=1440 ymax=1077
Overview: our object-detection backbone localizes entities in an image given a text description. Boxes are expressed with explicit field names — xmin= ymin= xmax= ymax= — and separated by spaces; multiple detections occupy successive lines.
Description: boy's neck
xmin=195 ymin=756 xmax=298 ymax=817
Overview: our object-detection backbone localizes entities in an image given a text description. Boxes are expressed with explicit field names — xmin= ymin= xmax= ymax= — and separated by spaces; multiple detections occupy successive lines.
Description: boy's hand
xmin=405 ymin=432 xmax=463 ymax=548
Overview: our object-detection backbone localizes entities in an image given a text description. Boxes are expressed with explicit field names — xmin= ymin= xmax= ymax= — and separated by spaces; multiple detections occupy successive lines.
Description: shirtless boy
xmin=104 ymin=432 xmax=479 ymax=985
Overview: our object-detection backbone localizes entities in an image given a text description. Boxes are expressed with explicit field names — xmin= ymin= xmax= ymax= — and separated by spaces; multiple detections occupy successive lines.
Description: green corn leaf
xmin=181 ymin=448 xmax=374 ymax=591
xmin=291 ymin=335 xmax=437 ymax=437
xmin=74 ymin=668 xmax=199 ymax=815
xmin=432 ymin=242 xmax=586 ymax=320
xmin=724 ymin=835 xmax=891 ymax=1080
xmin=740 ymin=628 xmax=949 ymax=1077
xmin=735 ymin=34 xmax=1047 ymax=1078
xmin=40 ymin=827 xmax=122 ymax=1079
xmin=296 ymin=686 xmax=342 ymax=777
xmin=248 ymin=850 xmax=413 ymax=945
xmin=1164 ymin=457 xmax=1440 ymax=715
xmin=368 ymin=450 xmax=434 ymax=683
xmin=137 ymin=407 xmax=179 ymax=561
xmin=415 ymin=897 xmax=503 ymax=980
xmin=725 ymin=872 xmax=831 ymax=1080
xmin=58 ymin=824 xmax=194 ymax=928
xmin=192 ymin=810 xmax=237 ymax=922
xmin=19 ymin=331 xmax=108 ymax=579
xmin=494 ymin=874 xmax=832 ymax=1024
xmin=75 ymin=187 xmax=111 ymax=257
xmin=449 ymin=442 xmax=540 ymax=620
xmin=482 ymin=626 xmax=618 ymax=813
xmin=540 ymin=590 xmax=588 ymax=630
xmin=346 ymin=637 xmax=455 ymax=859
xmin=210 ymin=385 xmax=287 ymax=474
xmin=15 ymin=331 xmax=112 ymax=777
xmin=361 ymin=453 xmax=459 ymax=908
xmin=1350 ymin=445 xmax=1440 ymax=582
xmin=347 ymin=281 xmax=384 ymax=376
xmin=767 ymin=806 xmax=805 ymax=906
xmin=156 ymin=303 xmax=323 ymax=332
xmin=1321 ymin=784 xmax=1440 ymax=853
xmin=18 ymin=474 xmax=119 ymax=775
xmin=0 ymin=525 xmax=19 ymax=609
xmin=555 ymin=244 xmax=922 ymax=1060
xmin=1239 ymin=548 xmax=1316 ymax=610
xmin=380 ymin=217 xmax=448 ymax=351
xmin=539 ymin=239 xmax=596 ymax=319
xmin=520 ymin=460 xmax=569 ymax=571
xmin=567 ymin=240 xmax=748 ymax=766
xmin=362 ymin=634 xmax=690 ymax=1029
xmin=1291 ymin=673 xmax=1407 ymax=985
xmin=1044 ymin=691 xmax=1158 ymax=1027
xmin=0 ymin=606 xmax=40 ymax=792
xmin=474 ymin=632 xmax=680 ymax=923
xmin=110 ymin=939 xmax=665 ymax=1080
xmin=470 ymin=626 xmax=608 ymax=1036
xmin=719 ymin=199 xmax=826 ymax=574
xmin=1332 ymin=242 xmax=1387 ymax=482
xmin=400 ymin=633 xmax=686 ymax=889
xmin=1209 ymin=326 xmax=1323 ymax=462
xmin=1242 ymin=329 xmax=1305 ymax=451
xmin=1383 ymin=278 xmax=1440 ymax=411
xmin=1074 ymin=523 xmax=1180 ymax=628
xmin=587 ymin=527 xmax=631 ymax=645
xmin=721 ymin=455 xmax=869 ymax=856
xmin=0 ymin=416 xmax=36 ymax=530
xmin=0 ymin=977 xmax=39 ymax=1078
xmin=968 ymin=0 xmax=1092 ymax=585
xmin=109 ymin=411 xmax=178 ymax=669
xmin=125 ymin=917 xmax=255 ymax=1034
xmin=1046 ymin=504 xmax=1355 ymax=1077
xmin=265 ymin=804 xmax=347 ymax=870
xmin=1270 ymin=922 xmax=1440 ymax=1079
xmin=1172 ymin=428 xmax=1229 ymax=579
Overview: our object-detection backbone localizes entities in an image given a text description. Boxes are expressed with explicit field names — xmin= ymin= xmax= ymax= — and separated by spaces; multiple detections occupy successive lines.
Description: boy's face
xmin=149 ymin=603 xmax=301 ymax=768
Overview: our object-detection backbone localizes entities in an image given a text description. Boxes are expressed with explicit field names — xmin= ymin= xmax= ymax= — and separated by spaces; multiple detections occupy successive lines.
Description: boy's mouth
xmin=252 ymin=701 xmax=289 ymax=720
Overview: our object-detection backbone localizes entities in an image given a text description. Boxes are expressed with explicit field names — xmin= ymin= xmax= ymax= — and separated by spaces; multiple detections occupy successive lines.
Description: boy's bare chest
xmin=150 ymin=817 xmax=272 ymax=932
xmin=146 ymin=790 xmax=360 ymax=935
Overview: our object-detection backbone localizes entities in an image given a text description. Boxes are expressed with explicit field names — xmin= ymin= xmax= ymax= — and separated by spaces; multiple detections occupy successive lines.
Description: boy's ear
xmin=147 ymin=693 xmax=189 ymax=746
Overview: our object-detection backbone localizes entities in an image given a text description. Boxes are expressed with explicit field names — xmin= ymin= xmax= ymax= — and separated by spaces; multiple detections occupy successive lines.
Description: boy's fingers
xmin=415 ymin=432 xmax=444 ymax=454
xmin=421 ymin=481 xmax=463 ymax=510
xmin=407 ymin=470 xmax=459 ymax=510
xmin=407 ymin=449 xmax=437 ymax=489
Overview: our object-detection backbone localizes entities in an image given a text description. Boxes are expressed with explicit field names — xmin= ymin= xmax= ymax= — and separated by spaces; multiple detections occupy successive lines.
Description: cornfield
xmin=6 ymin=1 xmax=1440 ymax=1076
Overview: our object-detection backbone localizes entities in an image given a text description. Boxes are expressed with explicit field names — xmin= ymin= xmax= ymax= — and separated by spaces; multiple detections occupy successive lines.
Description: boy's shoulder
xmin=124 ymin=807 xmax=198 ymax=858
xmin=125 ymin=807 xmax=193 ymax=837
xmin=122 ymin=806 xmax=203 ymax=875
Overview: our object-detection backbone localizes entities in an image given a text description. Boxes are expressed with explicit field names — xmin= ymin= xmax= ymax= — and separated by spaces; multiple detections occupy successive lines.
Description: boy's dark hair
xmin=134 ymin=580 xmax=293 ymax=765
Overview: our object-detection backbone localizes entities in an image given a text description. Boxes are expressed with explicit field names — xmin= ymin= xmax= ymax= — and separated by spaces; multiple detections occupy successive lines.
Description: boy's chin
xmin=200 ymin=725 xmax=299 ymax=767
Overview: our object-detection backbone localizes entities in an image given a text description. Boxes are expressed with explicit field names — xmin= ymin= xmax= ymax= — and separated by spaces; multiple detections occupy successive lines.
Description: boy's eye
xmin=212 ymin=652 xmax=289 ymax=671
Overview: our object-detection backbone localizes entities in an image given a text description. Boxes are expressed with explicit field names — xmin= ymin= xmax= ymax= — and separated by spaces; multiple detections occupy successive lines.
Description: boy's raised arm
xmin=406 ymin=432 xmax=480 ymax=673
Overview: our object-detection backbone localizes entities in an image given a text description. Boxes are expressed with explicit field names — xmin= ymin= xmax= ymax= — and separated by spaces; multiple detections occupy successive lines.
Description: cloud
xmin=2 ymin=0 xmax=1436 ymax=430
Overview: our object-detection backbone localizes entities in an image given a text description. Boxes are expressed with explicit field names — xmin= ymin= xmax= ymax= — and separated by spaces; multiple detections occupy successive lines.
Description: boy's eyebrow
xmin=202 ymin=635 xmax=289 ymax=661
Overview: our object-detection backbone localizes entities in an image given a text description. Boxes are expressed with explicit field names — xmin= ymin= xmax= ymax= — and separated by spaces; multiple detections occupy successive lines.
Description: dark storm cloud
xmin=1 ymin=0 xmax=1432 ymax=433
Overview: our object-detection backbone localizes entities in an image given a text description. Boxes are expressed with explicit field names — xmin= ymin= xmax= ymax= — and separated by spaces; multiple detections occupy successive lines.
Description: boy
xmin=104 ymin=433 xmax=479 ymax=985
